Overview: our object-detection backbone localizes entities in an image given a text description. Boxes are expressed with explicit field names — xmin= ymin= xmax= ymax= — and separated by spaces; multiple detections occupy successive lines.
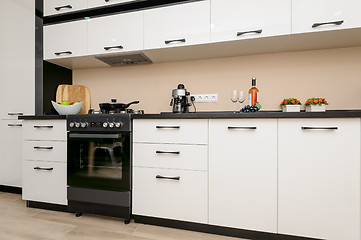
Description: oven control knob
xmin=69 ymin=122 xmax=75 ymax=128
xmin=80 ymin=122 xmax=88 ymax=128
xmin=75 ymin=122 xmax=81 ymax=128
xmin=115 ymin=122 xmax=123 ymax=128
xmin=102 ymin=122 xmax=108 ymax=128
xmin=109 ymin=122 xmax=115 ymax=128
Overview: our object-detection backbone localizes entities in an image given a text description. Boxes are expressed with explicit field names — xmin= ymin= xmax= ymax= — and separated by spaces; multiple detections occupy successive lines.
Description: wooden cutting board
xmin=56 ymin=85 xmax=91 ymax=114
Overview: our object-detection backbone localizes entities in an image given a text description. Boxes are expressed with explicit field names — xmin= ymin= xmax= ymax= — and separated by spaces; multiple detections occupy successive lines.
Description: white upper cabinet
xmin=44 ymin=20 xmax=88 ymax=60
xmin=87 ymin=0 xmax=135 ymax=9
xmin=44 ymin=0 xmax=88 ymax=17
xmin=292 ymin=0 xmax=361 ymax=34
xmin=211 ymin=0 xmax=291 ymax=43
xmin=88 ymin=11 xmax=143 ymax=55
xmin=144 ymin=0 xmax=210 ymax=50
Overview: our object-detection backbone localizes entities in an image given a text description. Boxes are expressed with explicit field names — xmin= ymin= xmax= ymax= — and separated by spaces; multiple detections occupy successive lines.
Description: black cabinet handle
xmin=312 ymin=20 xmax=344 ymax=28
xmin=34 ymin=125 xmax=54 ymax=129
xmin=156 ymin=126 xmax=180 ymax=129
xmin=156 ymin=175 xmax=180 ymax=181
xmin=55 ymin=51 xmax=72 ymax=56
xmin=8 ymin=112 xmax=23 ymax=116
xmin=301 ymin=127 xmax=338 ymax=130
xmin=34 ymin=167 xmax=54 ymax=171
xmin=55 ymin=5 xmax=72 ymax=11
xmin=34 ymin=146 xmax=54 ymax=150
xmin=156 ymin=151 xmax=180 ymax=155
xmin=8 ymin=123 xmax=22 ymax=127
xmin=105 ymin=0 xmax=110 ymax=2
xmin=104 ymin=45 xmax=123 ymax=50
xmin=228 ymin=126 xmax=257 ymax=130
xmin=237 ymin=29 xmax=262 ymax=36
xmin=165 ymin=38 xmax=186 ymax=44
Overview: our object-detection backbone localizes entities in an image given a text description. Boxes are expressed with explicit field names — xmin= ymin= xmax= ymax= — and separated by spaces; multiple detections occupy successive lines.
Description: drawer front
xmin=23 ymin=120 xmax=67 ymax=141
xmin=133 ymin=167 xmax=207 ymax=223
xmin=44 ymin=0 xmax=87 ymax=17
xmin=133 ymin=143 xmax=207 ymax=170
xmin=88 ymin=0 xmax=134 ymax=9
xmin=23 ymin=141 xmax=67 ymax=163
xmin=133 ymin=119 xmax=208 ymax=144
xmin=23 ymin=161 xmax=67 ymax=205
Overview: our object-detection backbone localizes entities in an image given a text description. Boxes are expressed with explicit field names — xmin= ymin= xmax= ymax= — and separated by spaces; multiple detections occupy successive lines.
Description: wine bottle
xmin=248 ymin=77 xmax=259 ymax=106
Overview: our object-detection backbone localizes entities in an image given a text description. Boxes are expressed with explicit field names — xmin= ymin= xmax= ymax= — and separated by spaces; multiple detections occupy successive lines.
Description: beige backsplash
xmin=73 ymin=46 xmax=361 ymax=113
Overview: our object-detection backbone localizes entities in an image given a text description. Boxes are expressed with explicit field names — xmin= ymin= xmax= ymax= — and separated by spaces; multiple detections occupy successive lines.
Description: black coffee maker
xmin=170 ymin=84 xmax=193 ymax=113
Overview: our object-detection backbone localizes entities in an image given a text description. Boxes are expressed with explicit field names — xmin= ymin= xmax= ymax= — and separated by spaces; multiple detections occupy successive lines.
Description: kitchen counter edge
xmin=18 ymin=115 xmax=67 ymax=120
xmin=132 ymin=110 xmax=361 ymax=119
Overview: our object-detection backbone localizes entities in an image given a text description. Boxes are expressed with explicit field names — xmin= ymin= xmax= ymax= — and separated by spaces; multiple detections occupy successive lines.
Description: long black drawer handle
xmin=104 ymin=45 xmax=123 ymax=50
xmin=34 ymin=125 xmax=54 ymax=129
xmin=55 ymin=5 xmax=72 ymax=11
xmin=228 ymin=126 xmax=257 ymax=130
xmin=156 ymin=126 xmax=180 ymax=129
xmin=156 ymin=151 xmax=180 ymax=154
xmin=156 ymin=175 xmax=180 ymax=181
xmin=165 ymin=38 xmax=186 ymax=44
xmin=34 ymin=167 xmax=54 ymax=171
xmin=301 ymin=127 xmax=338 ymax=130
xmin=237 ymin=29 xmax=262 ymax=36
xmin=55 ymin=51 xmax=72 ymax=56
xmin=8 ymin=112 xmax=23 ymax=116
xmin=34 ymin=146 xmax=54 ymax=150
xmin=312 ymin=20 xmax=344 ymax=28
xmin=8 ymin=123 xmax=22 ymax=127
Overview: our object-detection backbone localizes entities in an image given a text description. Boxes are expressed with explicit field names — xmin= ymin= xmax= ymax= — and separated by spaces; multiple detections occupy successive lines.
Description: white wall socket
xmin=191 ymin=94 xmax=218 ymax=103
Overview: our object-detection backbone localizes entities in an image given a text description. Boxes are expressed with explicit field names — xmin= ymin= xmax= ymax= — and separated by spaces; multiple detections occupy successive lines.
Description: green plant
xmin=280 ymin=98 xmax=301 ymax=106
xmin=305 ymin=98 xmax=328 ymax=106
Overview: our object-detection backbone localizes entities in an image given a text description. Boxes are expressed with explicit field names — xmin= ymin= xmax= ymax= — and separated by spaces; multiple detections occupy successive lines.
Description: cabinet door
xmin=144 ymin=1 xmax=210 ymax=50
xmin=278 ymin=118 xmax=360 ymax=240
xmin=209 ymin=119 xmax=277 ymax=233
xmin=0 ymin=0 xmax=35 ymax=119
xmin=292 ymin=0 xmax=361 ymax=34
xmin=44 ymin=20 xmax=87 ymax=60
xmin=0 ymin=120 xmax=23 ymax=187
xmin=211 ymin=0 xmax=291 ymax=43
xmin=88 ymin=0 xmax=134 ymax=9
xmin=44 ymin=0 xmax=87 ymax=17
xmin=88 ymin=11 xmax=143 ymax=55
xmin=133 ymin=167 xmax=208 ymax=223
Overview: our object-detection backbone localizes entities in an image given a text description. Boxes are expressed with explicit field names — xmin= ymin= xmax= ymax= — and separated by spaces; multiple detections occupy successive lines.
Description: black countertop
xmin=18 ymin=115 xmax=67 ymax=120
xmin=18 ymin=110 xmax=361 ymax=120
xmin=132 ymin=110 xmax=361 ymax=119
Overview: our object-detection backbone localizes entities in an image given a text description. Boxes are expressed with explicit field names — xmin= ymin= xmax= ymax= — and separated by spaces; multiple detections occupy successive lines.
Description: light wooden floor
xmin=0 ymin=192 xmax=248 ymax=240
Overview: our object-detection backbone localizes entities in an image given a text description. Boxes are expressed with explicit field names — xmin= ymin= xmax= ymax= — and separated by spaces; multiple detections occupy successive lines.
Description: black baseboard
xmin=133 ymin=215 xmax=322 ymax=240
xmin=0 ymin=185 xmax=22 ymax=194
xmin=27 ymin=200 xmax=68 ymax=212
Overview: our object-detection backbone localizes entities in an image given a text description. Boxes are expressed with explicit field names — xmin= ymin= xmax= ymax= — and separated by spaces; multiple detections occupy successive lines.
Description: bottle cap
xmin=252 ymin=78 xmax=256 ymax=86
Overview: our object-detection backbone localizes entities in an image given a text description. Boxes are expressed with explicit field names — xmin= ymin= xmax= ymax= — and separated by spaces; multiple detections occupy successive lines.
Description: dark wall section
xmin=43 ymin=61 xmax=72 ymax=115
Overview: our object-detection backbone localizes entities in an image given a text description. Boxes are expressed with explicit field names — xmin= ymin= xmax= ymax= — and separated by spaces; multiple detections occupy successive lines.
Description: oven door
xmin=67 ymin=132 xmax=131 ymax=192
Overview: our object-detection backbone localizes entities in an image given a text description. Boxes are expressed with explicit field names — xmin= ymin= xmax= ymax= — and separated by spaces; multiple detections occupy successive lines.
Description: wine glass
xmin=230 ymin=90 xmax=238 ymax=113
xmin=238 ymin=91 xmax=245 ymax=107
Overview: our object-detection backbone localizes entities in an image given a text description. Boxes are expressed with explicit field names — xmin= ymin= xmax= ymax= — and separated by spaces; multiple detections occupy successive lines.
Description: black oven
xmin=67 ymin=114 xmax=132 ymax=224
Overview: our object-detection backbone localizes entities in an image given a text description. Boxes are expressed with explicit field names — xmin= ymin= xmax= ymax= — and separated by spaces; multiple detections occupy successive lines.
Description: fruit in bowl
xmin=51 ymin=101 xmax=84 ymax=115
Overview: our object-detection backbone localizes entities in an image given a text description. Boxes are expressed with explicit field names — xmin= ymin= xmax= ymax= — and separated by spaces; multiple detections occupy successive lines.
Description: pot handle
xmin=125 ymin=101 xmax=140 ymax=107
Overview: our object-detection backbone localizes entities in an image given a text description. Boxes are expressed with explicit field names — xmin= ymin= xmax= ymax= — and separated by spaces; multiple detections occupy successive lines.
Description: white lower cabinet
xmin=22 ymin=120 xmax=67 ymax=205
xmin=278 ymin=118 xmax=360 ymax=240
xmin=209 ymin=119 xmax=278 ymax=233
xmin=0 ymin=120 xmax=23 ymax=187
xmin=133 ymin=167 xmax=207 ymax=223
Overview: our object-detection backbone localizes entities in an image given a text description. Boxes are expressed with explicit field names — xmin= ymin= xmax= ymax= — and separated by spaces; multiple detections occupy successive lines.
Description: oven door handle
xmin=68 ymin=133 xmax=122 ymax=139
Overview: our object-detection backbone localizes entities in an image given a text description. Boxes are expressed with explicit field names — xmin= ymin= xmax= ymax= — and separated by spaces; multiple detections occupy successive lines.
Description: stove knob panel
xmin=102 ymin=122 xmax=108 ymax=128
xmin=75 ymin=122 xmax=81 ymax=128
xmin=115 ymin=122 xmax=123 ymax=128
xmin=109 ymin=122 xmax=115 ymax=128
xmin=80 ymin=122 xmax=88 ymax=128
xmin=69 ymin=122 xmax=75 ymax=128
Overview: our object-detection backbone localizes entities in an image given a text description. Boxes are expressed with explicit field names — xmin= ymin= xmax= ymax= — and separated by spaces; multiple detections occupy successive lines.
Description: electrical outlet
xmin=192 ymin=94 xmax=218 ymax=103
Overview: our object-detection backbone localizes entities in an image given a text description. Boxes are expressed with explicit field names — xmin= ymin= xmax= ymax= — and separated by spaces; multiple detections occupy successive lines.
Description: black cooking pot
xmin=99 ymin=99 xmax=139 ymax=113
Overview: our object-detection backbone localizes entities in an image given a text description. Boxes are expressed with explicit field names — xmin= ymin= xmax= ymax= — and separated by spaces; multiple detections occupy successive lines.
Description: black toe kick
xmin=26 ymin=201 xmax=68 ymax=212
xmin=133 ymin=215 xmax=323 ymax=240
